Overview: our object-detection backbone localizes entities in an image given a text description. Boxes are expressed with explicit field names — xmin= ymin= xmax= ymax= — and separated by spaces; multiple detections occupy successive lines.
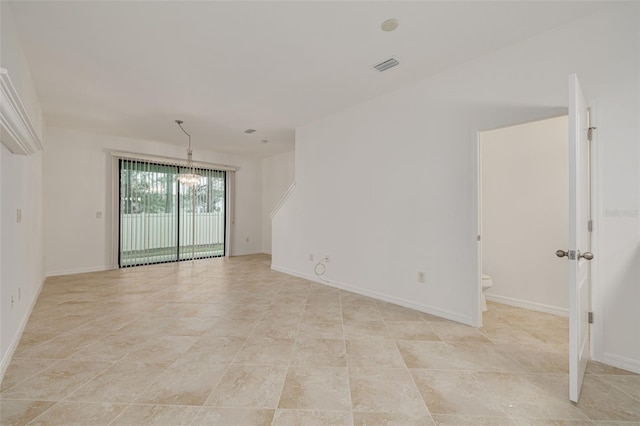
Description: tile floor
xmin=1 ymin=254 xmax=638 ymax=425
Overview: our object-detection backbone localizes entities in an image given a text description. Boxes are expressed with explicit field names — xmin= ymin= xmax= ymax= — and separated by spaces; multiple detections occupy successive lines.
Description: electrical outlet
xmin=418 ymin=271 xmax=426 ymax=283
xmin=309 ymin=254 xmax=314 ymax=261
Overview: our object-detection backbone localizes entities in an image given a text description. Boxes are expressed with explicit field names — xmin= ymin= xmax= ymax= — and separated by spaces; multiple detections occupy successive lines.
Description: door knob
xmin=556 ymin=250 xmax=594 ymax=260
xmin=580 ymin=252 xmax=594 ymax=260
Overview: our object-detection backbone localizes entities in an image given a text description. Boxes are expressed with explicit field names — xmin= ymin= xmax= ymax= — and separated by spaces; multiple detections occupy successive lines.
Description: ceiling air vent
xmin=244 ymin=129 xmax=256 ymax=134
xmin=374 ymin=58 xmax=399 ymax=72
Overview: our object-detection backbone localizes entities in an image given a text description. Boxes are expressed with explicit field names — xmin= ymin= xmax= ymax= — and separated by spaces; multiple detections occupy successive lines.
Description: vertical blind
xmin=119 ymin=158 xmax=226 ymax=267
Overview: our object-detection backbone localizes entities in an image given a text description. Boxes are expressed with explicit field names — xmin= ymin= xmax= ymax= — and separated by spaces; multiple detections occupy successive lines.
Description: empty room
xmin=1 ymin=1 xmax=638 ymax=425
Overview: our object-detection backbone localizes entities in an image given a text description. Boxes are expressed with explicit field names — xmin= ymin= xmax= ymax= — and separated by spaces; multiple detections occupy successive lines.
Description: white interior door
xmin=567 ymin=73 xmax=592 ymax=403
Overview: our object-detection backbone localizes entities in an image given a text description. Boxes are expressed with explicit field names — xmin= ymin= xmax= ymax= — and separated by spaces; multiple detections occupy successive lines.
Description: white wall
xmin=44 ymin=127 xmax=264 ymax=276
xmin=261 ymin=150 xmax=295 ymax=254
xmin=481 ymin=116 xmax=568 ymax=316
xmin=0 ymin=3 xmax=45 ymax=379
xmin=273 ymin=4 xmax=639 ymax=371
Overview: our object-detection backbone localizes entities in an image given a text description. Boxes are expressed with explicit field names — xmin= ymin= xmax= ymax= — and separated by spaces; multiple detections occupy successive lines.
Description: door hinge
xmin=477 ymin=235 xmax=481 ymax=242
xmin=588 ymin=220 xmax=593 ymax=232
xmin=588 ymin=312 xmax=594 ymax=324
xmin=588 ymin=126 xmax=597 ymax=142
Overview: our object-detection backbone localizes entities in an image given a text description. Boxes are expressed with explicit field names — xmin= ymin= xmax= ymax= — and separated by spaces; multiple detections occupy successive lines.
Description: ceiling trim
xmin=0 ymin=68 xmax=44 ymax=155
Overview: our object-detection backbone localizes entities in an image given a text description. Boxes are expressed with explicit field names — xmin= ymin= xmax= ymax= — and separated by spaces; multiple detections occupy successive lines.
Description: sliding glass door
xmin=119 ymin=159 xmax=225 ymax=267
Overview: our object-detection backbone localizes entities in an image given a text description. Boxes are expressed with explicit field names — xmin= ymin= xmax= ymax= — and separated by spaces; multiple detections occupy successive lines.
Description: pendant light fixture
xmin=175 ymin=120 xmax=200 ymax=187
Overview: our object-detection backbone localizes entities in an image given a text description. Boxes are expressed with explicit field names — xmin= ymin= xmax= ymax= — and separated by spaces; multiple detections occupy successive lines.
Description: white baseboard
xmin=602 ymin=352 xmax=640 ymax=374
xmin=0 ymin=275 xmax=45 ymax=382
xmin=45 ymin=265 xmax=110 ymax=277
xmin=271 ymin=264 xmax=473 ymax=326
xmin=486 ymin=293 xmax=568 ymax=317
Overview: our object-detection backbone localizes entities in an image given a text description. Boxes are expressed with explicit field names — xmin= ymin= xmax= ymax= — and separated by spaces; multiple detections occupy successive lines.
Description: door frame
xmin=472 ymin=110 xmax=601 ymax=360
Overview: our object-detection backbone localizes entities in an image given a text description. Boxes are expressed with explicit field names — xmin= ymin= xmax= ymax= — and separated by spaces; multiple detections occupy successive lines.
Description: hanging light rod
xmin=175 ymin=120 xmax=200 ymax=187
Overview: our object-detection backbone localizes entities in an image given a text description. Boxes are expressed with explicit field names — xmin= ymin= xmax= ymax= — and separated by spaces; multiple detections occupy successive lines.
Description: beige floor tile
xmin=480 ymin=323 xmax=545 ymax=345
xmin=65 ymin=361 xmax=170 ymax=403
xmin=431 ymin=414 xmax=513 ymax=425
xmin=162 ymin=317 xmax=220 ymax=336
xmin=0 ymin=400 xmax=56 ymax=426
xmin=5 ymin=255 xmax=638 ymax=425
xmin=586 ymin=361 xmax=638 ymax=376
xmin=343 ymin=320 xmax=391 ymax=339
xmin=430 ymin=322 xmax=493 ymax=343
xmin=279 ymin=366 xmax=351 ymax=411
xmin=299 ymin=318 xmax=344 ymax=339
xmin=377 ymin=303 xmax=426 ymax=321
xmin=498 ymin=344 xmax=568 ymax=374
xmin=225 ymin=304 xmax=270 ymax=320
xmin=349 ymin=368 xmax=428 ymax=415
xmin=69 ymin=334 xmax=149 ymax=361
xmin=302 ymin=308 xmax=343 ymax=321
xmin=510 ymin=419 xmax=597 ymax=425
xmin=386 ymin=321 xmax=441 ymax=341
xmin=233 ymin=337 xmax=295 ymax=365
xmin=205 ymin=365 xmax=288 ymax=408
xmin=599 ymin=375 xmax=640 ymax=401
xmin=11 ymin=333 xmax=58 ymax=358
xmin=120 ymin=335 xmax=197 ymax=363
xmin=68 ymin=313 xmax=140 ymax=334
xmin=184 ymin=302 xmax=235 ymax=317
xmin=447 ymin=342 xmax=526 ymax=372
xmin=17 ymin=333 xmax=103 ymax=360
xmin=250 ymin=318 xmax=300 ymax=339
xmin=306 ymin=293 xmax=342 ymax=306
xmin=290 ymin=338 xmax=347 ymax=367
xmin=110 ymin=404 xmax=201 ymax=425
xmin=203 ymin=318 xmax=258 ymax=337
xmin=571 ymin=375 xmax=640 ymax=421
xmin=152 ymin=302 xmax=201 ymax=317
xmin=346 ymin=339 xmax=406 ymax=368
xmin=353 ymin=411 xmax=435 ymax=425
xmin=519 ymin=323 xmax=568 ymax=347
xmin=473 ymin=372 xmax=589 ymax=420
xmin=396 ymin=341 xmax=470 ymax=370
xmin=340 ymin=291 xmax=377 ymax=304
xmin=24 ymin=314 xmax=91 ymax=335
xmin=134 ymin=362 xmax=227 ymax=406
xmin=0 ymin=359 xmax=55 ymax=392
xmin=342 ymin=305 xmax=384 ymax=322
xmin=178 ymin=335 xmax=246 ymax=365
xmin=411 ymin=369 xmax=506 ymax=417
xmin=27 ymin=401 xmax=126 ymax=425
xmin=264 ymin=303 xmax=306 ymax=316
xmin=273 ymin=409 xmax=353 ymax=426
xmin=192 ymin=407 xmax=275 ymax=425
xmin=0 ymin=360 xmax=113 ymax=401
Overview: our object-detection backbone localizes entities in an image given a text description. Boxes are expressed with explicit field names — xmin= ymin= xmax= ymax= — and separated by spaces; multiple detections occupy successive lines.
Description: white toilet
xmin=481 ymin=274 xmax=493 ymax=311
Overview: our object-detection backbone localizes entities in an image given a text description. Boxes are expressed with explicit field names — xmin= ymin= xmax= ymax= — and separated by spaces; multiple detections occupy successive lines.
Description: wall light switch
xmin=96 ymin=211 xmax=103 ymax=219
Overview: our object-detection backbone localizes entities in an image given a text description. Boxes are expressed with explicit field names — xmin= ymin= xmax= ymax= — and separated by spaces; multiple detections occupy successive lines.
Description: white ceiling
xmin=9 ymin=1 xmax=609 ymax=158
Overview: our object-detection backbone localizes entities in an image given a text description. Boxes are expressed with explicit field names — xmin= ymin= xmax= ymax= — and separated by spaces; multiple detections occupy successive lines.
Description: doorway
xmin=478 ymin=116 xmax=569 ymax=319
xmin=118 ymin=158 xmax=226 ymax=267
